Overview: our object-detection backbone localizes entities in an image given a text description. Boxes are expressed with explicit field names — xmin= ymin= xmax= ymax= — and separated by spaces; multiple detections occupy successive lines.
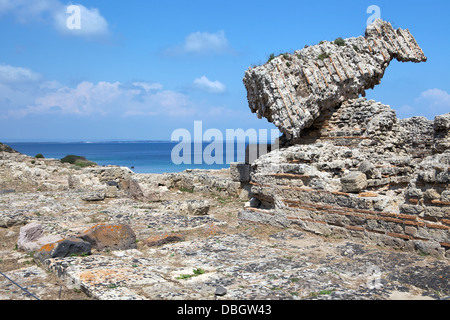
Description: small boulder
xmin=185 ymin=200 xmax=210 ymax=216
xmin=105 ymin=185 xmax=118 ymax=198
xmin=0 ymin=216 xmax=26 ymax=228
xmin=21 ymin=235 xmax=63 ymax=253
xmin=79 ymin=224 xmax=137 ymax=251
xmin=17 ymin=222 xmax=64 ymax=253
xmin=405 ymin=187 xmax=423 ymax=198
xmin=129 ymin=179 xmax=144 ymax=199
xmin=120 ymin=179 xmax=144 ymax=199
xmin=341 ymin=172 xmax=368 ymax=193
xmin=82 ymin=192 xmax=105 ymax=202
xmin=414 ymin=240 xmax=445 ymax=259
xmin=17 ymin=222 xmax=43 ymax=249
xmin=34 ymin=238 xmax=91 ymax=263
xmin=162 ymin=200 xmax=210 ymax=215
xmin=215 ymin=286 xmax=227 ymax=296
xmin=358 ymin=161 xmax=379 ymax=179
xmin=106 ymin=181 xmax=119 ymax=187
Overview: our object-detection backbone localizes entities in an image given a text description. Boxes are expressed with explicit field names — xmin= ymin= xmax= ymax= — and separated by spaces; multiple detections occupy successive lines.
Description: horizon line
xmin=3 ymin=139 xmax=278 ymax=144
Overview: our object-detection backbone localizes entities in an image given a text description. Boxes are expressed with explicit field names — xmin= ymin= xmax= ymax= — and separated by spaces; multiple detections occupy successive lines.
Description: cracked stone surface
xmin=1 ymin=186 xmax=448 ymax=300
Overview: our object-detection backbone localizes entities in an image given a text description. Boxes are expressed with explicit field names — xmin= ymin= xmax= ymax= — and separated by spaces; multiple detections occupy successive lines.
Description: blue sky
xmin=0 ymin=0 xmax=449 ymax=142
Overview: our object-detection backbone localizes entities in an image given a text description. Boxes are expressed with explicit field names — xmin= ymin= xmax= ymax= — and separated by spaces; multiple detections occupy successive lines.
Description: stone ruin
xmin=233 ymin=20 xmax=450 ymax=258
xmin=243 ymin=19 xmax=427 ymax=140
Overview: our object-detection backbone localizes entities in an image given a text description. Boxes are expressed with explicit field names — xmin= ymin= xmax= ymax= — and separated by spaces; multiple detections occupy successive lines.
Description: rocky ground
xmin=2 ymin=19 xmax=448 ymax=303
xmin=0 ymin=148 xmax=449 ymax=301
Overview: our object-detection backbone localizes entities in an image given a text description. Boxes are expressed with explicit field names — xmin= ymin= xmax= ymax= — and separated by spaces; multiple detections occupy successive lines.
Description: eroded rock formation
xmin=243 ymin=19 xmax=427 ymax=140
xmin=239 ymin=20 xmax=450 ymax=258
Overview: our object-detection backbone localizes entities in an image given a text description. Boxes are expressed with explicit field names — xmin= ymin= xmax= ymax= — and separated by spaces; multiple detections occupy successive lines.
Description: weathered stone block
xmin=0 ymin=189 xmax=16 ymax=195
xmin=423 ymin=189 xmax=440 ymax=200
xmin=105 ymin=185 xmax=118 ymax=198
xmin=413 ymin=240 xmax=445 ymax=258
xmin=341 ymin=172 xmax=367 ymax=193
xmin=230 ymin=162 xmax=251 ymax=183
xmin=21 ymin=235 xmax=63 ymax=253
xmin=17 ymin=222 xmax=65 ymax=253
xmin=441 ymin=190 xmax=450 ymax=202
xmin=358 ymin=161 xmax=377 ymax=179
xmin=129 ymin=179 xmax=144 ymax=199
xmin=405 ymin=226 xmax=417 ymax=236
xmin=405 ymin=187 xmax=423 ymax=198
xmin=82 ymin=192 xmax=105 ymax=202
xmin=120 ymin=179 xmax=144 ymax=199
xmin=17 ymin=222 xmax=43 ymax=249
xmin=79 ymin=224 xmax=137 ymax=251
xmin=185 ymin=200 xmax=210 ymax=216
xmin=34 ymin=238 xmax=91 ymax=263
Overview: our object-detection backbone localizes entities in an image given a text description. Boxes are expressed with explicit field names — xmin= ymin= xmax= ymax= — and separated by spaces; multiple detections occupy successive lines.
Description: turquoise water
xmin=7 ymin=141 xmax=247 ymax=174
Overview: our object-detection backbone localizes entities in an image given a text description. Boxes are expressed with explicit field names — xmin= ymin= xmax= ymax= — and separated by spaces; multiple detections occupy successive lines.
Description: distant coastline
xmin=6 ymin=141 xmax=245 ymax=174
xmin=3 ymin=140 xmax=176 ymax=144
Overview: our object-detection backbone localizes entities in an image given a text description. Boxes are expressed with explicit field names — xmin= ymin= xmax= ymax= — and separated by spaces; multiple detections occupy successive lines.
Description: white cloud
xmin=132 ymin=82 xmax=163 ymax=92
xmin=1 ymin=74 xmax=194 ymax=118
xmin=397 ymin=88 xmax=450 ymax=119
xmin=53 ymin=4 xmax=109 ymax=37
xmin=0 ymin=0 xmax=60 ymax=22
xmin=193 ymin=76 xmax=226 ymax=93
xmin=0 ymin=0 xmax=110 ymax=37
xmin=417 ymin=88 xmax=450 ymax=107
xmin=0 ymin=64 xmax=42 ymax=83
xmin=29 ymin=81 xmax=121 ymax=115
xmin=0 ymin=64 xmax=43 ymax=113
xmin=184 ymin=31 xmax=230 ymax=54
xmin=0 ymin=64 xmax=235 ymax=121
xmin=165 ymin=30 xmax=233 ymax=56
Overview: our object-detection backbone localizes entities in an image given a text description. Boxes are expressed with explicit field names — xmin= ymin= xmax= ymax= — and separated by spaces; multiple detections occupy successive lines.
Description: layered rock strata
xmin=243 ymin=19 xmax=427 ymax=139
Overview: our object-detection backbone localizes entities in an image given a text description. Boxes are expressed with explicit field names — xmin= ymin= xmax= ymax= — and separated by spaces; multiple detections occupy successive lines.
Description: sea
xmin=7 ymin=141 xmax=250 ymax=174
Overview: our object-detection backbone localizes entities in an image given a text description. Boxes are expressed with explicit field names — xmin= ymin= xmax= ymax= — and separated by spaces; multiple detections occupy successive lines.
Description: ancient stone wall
xmin=237 ymin=99 xmax=449 ymax=257
xmin=239 ymin=20 xmax=449 ymax=258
